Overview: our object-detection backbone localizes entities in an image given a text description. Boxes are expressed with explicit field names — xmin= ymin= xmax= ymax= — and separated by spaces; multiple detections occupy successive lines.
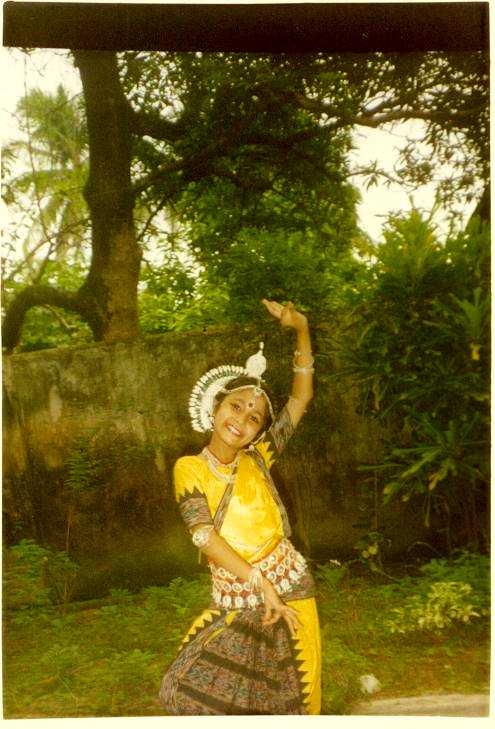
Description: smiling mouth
xmin=226 ymin=423 xmax=243 ymax=437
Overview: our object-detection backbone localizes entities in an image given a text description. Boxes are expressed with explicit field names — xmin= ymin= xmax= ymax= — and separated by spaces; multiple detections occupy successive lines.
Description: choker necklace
xmin=201 ymin=447 xmax=240 ymax=483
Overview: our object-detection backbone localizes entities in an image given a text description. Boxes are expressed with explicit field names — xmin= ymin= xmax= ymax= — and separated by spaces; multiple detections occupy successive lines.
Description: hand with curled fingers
xmin=261 ymin=578 xmax=302 ymax=638
xmin=261 ymin=299 xmax=308 ymax=333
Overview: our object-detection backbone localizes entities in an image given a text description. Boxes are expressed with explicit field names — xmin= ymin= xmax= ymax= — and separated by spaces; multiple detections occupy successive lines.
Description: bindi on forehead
xmin=246 ymin=399 xmax=264 ymax=414
xmin=229 ymin=390 xmax=266 ymax=416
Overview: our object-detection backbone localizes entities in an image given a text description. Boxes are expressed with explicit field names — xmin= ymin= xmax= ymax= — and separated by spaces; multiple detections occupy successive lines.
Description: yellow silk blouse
xmin=174 ymin=443 xmax=284 ymax=563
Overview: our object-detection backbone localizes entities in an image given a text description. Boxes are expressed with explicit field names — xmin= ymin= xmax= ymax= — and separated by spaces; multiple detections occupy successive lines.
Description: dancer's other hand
xmin=261 ymin=578 xmax=301 ymax=638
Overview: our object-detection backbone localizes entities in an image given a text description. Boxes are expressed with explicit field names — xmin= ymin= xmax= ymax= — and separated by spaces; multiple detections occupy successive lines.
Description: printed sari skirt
xmin=159 ymin=595 xmax=321 ymax=715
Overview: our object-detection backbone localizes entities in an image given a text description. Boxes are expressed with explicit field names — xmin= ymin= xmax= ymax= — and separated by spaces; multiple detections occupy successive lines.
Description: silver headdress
xmin=188 ymin=342 xmax=274 ymax=433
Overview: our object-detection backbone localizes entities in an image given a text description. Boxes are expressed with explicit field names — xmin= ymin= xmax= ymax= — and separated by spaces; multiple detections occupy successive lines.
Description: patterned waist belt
xmin=209 ymin=537 xmax=309 ymax=610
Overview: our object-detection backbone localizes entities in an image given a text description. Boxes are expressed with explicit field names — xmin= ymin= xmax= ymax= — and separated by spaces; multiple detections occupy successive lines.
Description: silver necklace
xmin=201 ymin=447 xmax=240 ymax=483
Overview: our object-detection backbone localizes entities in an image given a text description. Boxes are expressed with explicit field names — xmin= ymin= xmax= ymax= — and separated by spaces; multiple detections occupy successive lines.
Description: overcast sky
xmin=1 ymin=47 xmax=476 ymax=246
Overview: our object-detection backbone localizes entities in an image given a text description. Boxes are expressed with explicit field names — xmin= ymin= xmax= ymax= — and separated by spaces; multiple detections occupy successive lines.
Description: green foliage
xmin=138 ymin=255 xmax=231 ymax=333
xmin=314 ymin=560 xmax=348 ymax=589
xmin=16 ymin=85 xmax=88 ymax=167
xmin=3 ymin=540 xmax=52 ymax=610
xmin=2 ymin=259 xmax=93 ymax=352
xmin=386 ymin=53 xmax=488 ymax=209
xmin=315 ymin=552 xmax=489 ymax=712
xmin=2 ymin=84 xmax=90 ymax=283
xmin=91 ymin=649 xmax=157 ymax=714
xmin=3 ymin=539 xmax=79 ymax=611
xmin=384 ymin=551 xmax=490 ymax=635
xmin=133 ymin=50 xmax=363 ymax=333
xmin=352 ymin=530 xmax=392 ymax=575
xmin=4 ymin=50 xmax=488 ymax=349
xmin=419 ymin=549 xmax=490 ymax=606
xmin=385 ymin=582 xmax=481 ymax=634
xmin=108 ymin=587 xmax=135 ymax=603
xmin=321 ymin=629 xmax=368 ymax=713
xmin=3 ymin=571 xmax=211 ymax=717
xmin=64 ymin=440 xmax=98 ymax=495
xmin=62 ymin=439 xmax=101 ymax=575
xmin=2 ymin=559 xmax=489 ymax=718
xmin=122 ymin=51 xmax=487 ymax=211
xmin=342 ymin=211 xmax=489 ymax=548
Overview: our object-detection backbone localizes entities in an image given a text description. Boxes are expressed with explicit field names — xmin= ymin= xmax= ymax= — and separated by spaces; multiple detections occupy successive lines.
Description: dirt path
xmin=351 ymin=692 xmax=490 ymax=716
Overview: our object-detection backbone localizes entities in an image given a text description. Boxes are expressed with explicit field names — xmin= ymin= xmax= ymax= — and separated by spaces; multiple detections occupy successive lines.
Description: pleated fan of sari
xmin=160 ymin=607 xmax=307 ymax=715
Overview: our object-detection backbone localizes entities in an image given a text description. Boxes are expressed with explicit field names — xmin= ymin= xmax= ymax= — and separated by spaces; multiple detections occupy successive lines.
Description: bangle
xmin=293 ymin=354 xmax=314 ymax=367
xmin=247 ymin=565 xmax=263 ymax=592
xmin=293 ymin=366 xmax=315 ymax=373
xmin=294 ymin=350 xmax=312 ymax=357
xmin=192 ymin=525 xmax=214 ymax=548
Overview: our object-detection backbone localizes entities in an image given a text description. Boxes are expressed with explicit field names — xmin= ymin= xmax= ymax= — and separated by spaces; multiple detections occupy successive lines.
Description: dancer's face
xmin=212 ymin=388 xmax=267 ymax=450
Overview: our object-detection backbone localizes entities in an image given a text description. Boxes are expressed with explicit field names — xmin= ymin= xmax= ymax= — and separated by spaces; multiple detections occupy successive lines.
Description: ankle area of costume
xmin=209 ymin=537 xmax=314 ymax=610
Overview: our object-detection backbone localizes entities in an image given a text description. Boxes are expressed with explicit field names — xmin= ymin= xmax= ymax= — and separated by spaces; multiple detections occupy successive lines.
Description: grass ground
xmin=316 ymin=566 xmax=489 ymax=714
xmin=2 ymin=564 xmax=490 ymax=718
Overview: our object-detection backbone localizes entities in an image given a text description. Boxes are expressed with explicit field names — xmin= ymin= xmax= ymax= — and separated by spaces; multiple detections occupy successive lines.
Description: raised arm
xmin=262 ymin=299 xmax=314 ymax=429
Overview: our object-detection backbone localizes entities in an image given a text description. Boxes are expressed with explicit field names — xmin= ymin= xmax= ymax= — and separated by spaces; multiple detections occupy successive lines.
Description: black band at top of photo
xmin=3 ymin=2 xmax=490 ymax=53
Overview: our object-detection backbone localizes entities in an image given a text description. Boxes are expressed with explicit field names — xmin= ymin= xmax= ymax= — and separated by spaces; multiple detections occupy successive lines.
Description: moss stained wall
xmin=3 ymin=326 xmax=426 ymax=596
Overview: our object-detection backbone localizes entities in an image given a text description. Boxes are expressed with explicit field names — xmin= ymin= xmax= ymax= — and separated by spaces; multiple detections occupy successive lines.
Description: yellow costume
xmin=160 ymin=406 xmax=321 ymax=715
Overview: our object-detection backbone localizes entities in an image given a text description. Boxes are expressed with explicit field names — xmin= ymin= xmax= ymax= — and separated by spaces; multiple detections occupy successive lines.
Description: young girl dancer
xmin=159 ymin=299 xmax=321 ymax=715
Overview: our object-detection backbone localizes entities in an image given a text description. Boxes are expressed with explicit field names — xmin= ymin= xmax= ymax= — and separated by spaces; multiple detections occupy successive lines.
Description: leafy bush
xmin=385 ymin=581 xmax=482 ymax=634
xmin=3 ymin=539 xmax=79 ymax=610
xmin=383 ymin=551 xmax=490 ymax=635
xmin=419 ymin=549 xmax=490 ymax=615
xmin=352 ymin=530 xmax=392 ymax=575
xmin=342 ymin=211 xmax=490 ymax=549
xmin=2 ymin=570 xmax=214 ymax=718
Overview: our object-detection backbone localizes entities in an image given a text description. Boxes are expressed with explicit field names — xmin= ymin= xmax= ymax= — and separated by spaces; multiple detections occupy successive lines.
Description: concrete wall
xmin=2 ymin=326 xmax=426 ymax=597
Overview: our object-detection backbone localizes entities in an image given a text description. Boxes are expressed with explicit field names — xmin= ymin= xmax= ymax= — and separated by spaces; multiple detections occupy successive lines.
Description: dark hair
xmin=213 ymin=376 xmax=274 ymax=431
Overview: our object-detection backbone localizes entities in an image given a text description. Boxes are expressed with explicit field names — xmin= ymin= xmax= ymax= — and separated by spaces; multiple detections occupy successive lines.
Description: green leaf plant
xmin=341 ymin=211 xmax=489 ymax=553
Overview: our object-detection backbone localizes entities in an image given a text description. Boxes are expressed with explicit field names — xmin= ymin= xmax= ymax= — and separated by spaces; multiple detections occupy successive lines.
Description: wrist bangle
xmin=293 ymin=354 xmax=314 ymax=367
xmin=247 ymin=565 xmax=263 ymax=592
xmin=192 ymin=525 xmax=214 ymax=548
xmin=293 ymin=366 xmax=315 ymax=373
xmin=294 ymin=350 xmax=313 ymax=357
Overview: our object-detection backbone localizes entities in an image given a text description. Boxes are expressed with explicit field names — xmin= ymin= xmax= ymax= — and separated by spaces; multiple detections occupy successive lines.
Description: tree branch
xmin=286 ymin=90 xmax=484 ymax=130
xmin=206 ymin=165 xmax=273 ymax=192
xmin=41 ymin=304 xmax=79 ymax=334
xmin=348 ymin=165 xmax=403 ymax=186
xmin=132 ymin=156 xmax=187 ymax=196
xmin=127 ymin=105 xmax=188 ymax=143
xmin=353 ymin=106 xmax=485 ymax=128
xmin=2 ymin=285 xmax=89 ymax=353
xmin=131 ymin=127 xmax=320 ymax=197
xmin=135 ymin=194 xmax=173 ymax=244
xmin=4 ymin=217 xmax=90 ymax=283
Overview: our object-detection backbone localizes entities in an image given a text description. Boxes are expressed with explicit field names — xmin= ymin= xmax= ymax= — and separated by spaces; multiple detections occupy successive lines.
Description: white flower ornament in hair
xmin=245 ymin=342 xmax=267 ymax=381
xmin=188 ymin=342 xmax=272 ymax=433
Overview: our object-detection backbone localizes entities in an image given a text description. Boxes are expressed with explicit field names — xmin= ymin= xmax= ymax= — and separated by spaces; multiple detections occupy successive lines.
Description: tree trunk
xmin=2 ymin=52 xmax=142 ymax=352
xmin=74 ymin=50 xmax=142 ymax=342
xmin=466 ymin=184 xmax=490 ymax=229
